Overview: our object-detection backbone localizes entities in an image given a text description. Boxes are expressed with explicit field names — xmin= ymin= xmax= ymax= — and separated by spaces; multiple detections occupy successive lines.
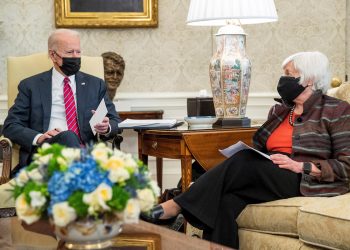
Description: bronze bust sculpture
xmin=101 ymin=52 xmax=125 ymax=101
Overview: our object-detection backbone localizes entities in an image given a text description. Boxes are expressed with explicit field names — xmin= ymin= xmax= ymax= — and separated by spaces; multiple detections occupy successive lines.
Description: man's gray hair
xmin=48 ymin=29 xmax=80 ymax=51
xmin=282 ymin=51 xmax=331 ymax=93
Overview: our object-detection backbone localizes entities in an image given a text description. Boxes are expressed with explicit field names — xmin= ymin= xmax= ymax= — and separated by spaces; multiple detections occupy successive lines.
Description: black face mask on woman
xmin=277 ymin=76 xmax=305 ymax=107
xmin=54 ymin=52 xmax=81 ymax=76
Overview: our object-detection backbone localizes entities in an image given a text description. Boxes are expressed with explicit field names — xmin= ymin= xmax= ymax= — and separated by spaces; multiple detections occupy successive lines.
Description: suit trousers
xmin=10 ymin=131 xmax=81 ymax=178
xmin=173 ymin=149 xmax=301 ymax=249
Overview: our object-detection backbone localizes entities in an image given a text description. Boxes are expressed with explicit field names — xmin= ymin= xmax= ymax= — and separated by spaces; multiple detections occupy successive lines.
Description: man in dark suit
xmin=2 ymin=29 xmax=121 ymax=173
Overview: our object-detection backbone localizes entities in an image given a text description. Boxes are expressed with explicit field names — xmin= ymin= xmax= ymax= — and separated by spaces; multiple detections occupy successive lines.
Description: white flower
xmin=52 ymin=202 xmax=77 ymax=227
xmin=123 ymin=199 xmax=140 ymax=224
xmin=29 ymin=191 xmax=46 ymax=208
xmin=83 ymin=183 xmax=112 ymax=214
xmin=15 ymin=170 xmax=30 ymax=187
xmin=149 ymin=180 xmax=161 ymax=197
xmin=38 ymin=154 xmax=53 ymax=165
xmin=102 ymin=155 xmax=125 ymax=171
xmin=137 ymin=188 xmax=156 ymax=212
xmin=58 ymin=156 xmax=67 ymax=165
xmin=41 ymin=143 xmax=51 ymax=150
xmin=91 ymin=147 xmax=110 ymax=164
xmin=61 ymin=148 xmax=80 ymax=163
xmin=27 ymin=168 xmax=44 ymax=182
xmin=122 ymin=154 xmax=138 ymax=169
xmin=108 ymin=168 xmax=130 ymax=183
xmin=15 ymin=194 xmax=40 ymax=224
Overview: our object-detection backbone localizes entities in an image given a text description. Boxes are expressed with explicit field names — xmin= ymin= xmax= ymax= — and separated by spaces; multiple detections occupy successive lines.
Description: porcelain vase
xmin=54 ymin=216 xmax=123 ymax=249
xmin=209 ymin=31 xmax=251 ymax=118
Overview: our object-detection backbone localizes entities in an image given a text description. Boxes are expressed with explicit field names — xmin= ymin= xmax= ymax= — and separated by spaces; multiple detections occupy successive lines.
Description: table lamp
xmin=187 ymin=0 xmax=278 ymax=127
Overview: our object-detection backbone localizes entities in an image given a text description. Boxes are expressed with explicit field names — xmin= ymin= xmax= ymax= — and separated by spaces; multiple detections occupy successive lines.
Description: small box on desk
xmin=187 ymin=97 xmax=215 ymax=117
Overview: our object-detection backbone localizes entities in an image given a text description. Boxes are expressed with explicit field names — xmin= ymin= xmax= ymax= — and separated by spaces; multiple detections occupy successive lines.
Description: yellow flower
xmin=15 ymin=194 xmax=40 ymax=224
xmin=102 ymin=156 xmax=125 ymax=170
xmin=52 ymin=202 xmax=77 ymax=227
xmin=91 ymin=148 xmax=109 ymax=164
xmin=123 ymin=199 xmax=140 ymax=223
xmin=83 ymin=183 xmax=112 ymax=214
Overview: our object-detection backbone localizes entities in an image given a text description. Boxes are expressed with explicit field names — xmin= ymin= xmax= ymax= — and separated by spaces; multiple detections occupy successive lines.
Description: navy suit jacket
xmin=3 ymin=69 xmax=121 ymax=167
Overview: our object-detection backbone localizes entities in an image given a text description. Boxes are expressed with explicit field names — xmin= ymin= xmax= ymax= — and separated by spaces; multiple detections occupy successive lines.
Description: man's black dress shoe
xmin=140 ymin=204 xmax=177 ymax=225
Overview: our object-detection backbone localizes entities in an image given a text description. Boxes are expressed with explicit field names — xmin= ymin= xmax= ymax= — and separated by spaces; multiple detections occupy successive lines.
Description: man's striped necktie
xmin=63 ymin=77 xmax=81 ymax=139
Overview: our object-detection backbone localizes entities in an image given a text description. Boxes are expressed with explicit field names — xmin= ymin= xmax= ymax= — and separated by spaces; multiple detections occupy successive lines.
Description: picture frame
xmin=111 ymin=233 xmax=161 ymax=250
xmin=55 ymin=0 xmax=158 ymax=28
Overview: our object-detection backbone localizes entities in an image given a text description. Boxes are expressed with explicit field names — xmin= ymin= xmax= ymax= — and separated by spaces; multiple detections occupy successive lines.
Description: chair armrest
xmin=0 ymin=136 xmax=12 ymax=184
xmin=112 ymin=134 xmax=123 ymax=150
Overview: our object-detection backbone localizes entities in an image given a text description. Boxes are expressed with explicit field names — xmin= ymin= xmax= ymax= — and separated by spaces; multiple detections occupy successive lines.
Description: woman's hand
xmin=270 ymin=153 xmax=303 ymax=173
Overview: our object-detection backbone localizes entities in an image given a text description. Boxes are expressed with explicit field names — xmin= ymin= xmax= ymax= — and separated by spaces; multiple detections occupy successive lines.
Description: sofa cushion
xmin=298 ymin=193 xmax=350 ymax=250
xmin=238 ymin=229 xmax=302 ymax=250
xmin=237 ymin=196 xmax=327 ymax=236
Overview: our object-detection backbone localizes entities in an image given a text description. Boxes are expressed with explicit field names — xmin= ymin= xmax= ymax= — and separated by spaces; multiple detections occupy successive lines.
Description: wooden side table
xmin=138 ymin=127 xmax=257 ymax=192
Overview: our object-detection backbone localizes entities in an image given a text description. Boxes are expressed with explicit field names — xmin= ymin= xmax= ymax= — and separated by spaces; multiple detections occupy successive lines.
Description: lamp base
xmin=213 ymin=117 xmax=251 ymax=128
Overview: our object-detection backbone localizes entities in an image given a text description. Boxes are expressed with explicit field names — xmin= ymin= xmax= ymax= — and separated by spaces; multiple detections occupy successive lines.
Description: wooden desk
xmin=138 ymin=127 xmax=257 ymax=192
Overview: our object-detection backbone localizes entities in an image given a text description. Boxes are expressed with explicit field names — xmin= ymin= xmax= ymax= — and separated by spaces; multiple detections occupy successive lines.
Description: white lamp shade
xmin=187 ymin=0 xmax=278 ymax=26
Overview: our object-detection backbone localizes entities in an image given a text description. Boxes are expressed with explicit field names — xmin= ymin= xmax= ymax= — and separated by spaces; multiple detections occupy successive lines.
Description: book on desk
xmin=118 ymin=118 xmax=183 ymax=129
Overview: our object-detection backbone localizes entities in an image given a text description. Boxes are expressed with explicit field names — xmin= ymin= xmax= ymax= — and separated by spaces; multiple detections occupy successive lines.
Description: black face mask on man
xmin=54 ymin=52 xmax=81 ymax=76
xmin=277 ymin=76 xmax=305 ymax=106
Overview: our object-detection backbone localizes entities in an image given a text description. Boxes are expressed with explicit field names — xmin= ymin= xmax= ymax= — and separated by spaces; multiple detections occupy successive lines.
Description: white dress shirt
xmin=32 ymin=68 xmax=77 ymax=145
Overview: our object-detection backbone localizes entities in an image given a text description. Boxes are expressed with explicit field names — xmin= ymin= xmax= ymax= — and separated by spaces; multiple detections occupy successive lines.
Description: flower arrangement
xmin=12 ymin=143 xmax=159 ymax=228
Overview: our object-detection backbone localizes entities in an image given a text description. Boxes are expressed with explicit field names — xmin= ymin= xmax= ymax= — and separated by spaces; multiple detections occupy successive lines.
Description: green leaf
xmin=68 ymin=191 xmax=88 ymax=218
xmin=107 ymin=186 xmax=130 ymax=211
xmin=22 ymin=181 xmax=47 ymax=204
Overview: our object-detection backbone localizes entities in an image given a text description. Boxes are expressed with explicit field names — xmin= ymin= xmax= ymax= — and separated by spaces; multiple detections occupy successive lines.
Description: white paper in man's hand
xmin=89 ymin=99 xmax=108 ymax=135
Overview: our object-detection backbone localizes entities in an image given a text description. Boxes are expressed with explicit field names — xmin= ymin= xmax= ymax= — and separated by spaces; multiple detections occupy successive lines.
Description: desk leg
xmin=140 ymin=154 xmax=148 ymax=165
xmin=156 ymin=157 xmax=163 ymax=192
xmin=181 ymin=157 xmax=192 ymax=192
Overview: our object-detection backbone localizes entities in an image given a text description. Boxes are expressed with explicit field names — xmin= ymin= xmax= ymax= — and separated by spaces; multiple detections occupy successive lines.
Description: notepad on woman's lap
xmin=219 ymin=141 xmax=270 ymax=160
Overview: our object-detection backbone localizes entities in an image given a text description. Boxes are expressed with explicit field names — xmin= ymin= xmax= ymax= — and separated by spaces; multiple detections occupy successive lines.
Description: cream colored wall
xmin=0 ymin=0 xmax=347 ymax=96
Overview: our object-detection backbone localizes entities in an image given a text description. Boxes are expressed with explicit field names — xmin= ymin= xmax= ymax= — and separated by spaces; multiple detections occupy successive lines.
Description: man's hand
xmin=92 ymin=110 xmax=110 ymax=134
xmin=37 ymin=128 xmax=62 ymax=144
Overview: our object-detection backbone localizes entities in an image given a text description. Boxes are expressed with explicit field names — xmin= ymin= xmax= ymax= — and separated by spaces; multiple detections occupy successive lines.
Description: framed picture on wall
xmin=55 ymin=0 xmax=158 ymax=28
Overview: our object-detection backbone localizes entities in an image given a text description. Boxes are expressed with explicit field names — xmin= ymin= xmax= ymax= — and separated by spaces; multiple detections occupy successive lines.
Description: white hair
xmin=282 ymin=51 xmax=331 ymax=93
xmin=48 ymin=29 xmax=80 ymax=51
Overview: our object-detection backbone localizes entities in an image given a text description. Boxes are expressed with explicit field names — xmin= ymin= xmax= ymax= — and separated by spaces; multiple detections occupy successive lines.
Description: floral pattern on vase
xmin=209 ymin=33 xmax=251 ymax=118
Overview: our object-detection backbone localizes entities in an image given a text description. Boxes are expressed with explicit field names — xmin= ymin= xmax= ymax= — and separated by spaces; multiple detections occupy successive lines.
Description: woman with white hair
xmin=141 ymin=51 xmax=350 ymax=249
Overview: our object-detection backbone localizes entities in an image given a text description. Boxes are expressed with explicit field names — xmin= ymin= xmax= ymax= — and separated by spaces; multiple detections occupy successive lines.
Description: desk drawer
xmin=141 ymin=135 xmax=183 ymax=158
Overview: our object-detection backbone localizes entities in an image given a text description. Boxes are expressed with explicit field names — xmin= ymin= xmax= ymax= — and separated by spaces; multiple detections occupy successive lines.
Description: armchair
xmin=0 ymin=52 xmax=114 ymax=185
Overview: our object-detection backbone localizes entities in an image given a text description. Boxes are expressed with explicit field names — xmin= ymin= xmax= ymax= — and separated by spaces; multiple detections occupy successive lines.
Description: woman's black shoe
xmin=140 ymin=204 xmax=177 ymax=225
